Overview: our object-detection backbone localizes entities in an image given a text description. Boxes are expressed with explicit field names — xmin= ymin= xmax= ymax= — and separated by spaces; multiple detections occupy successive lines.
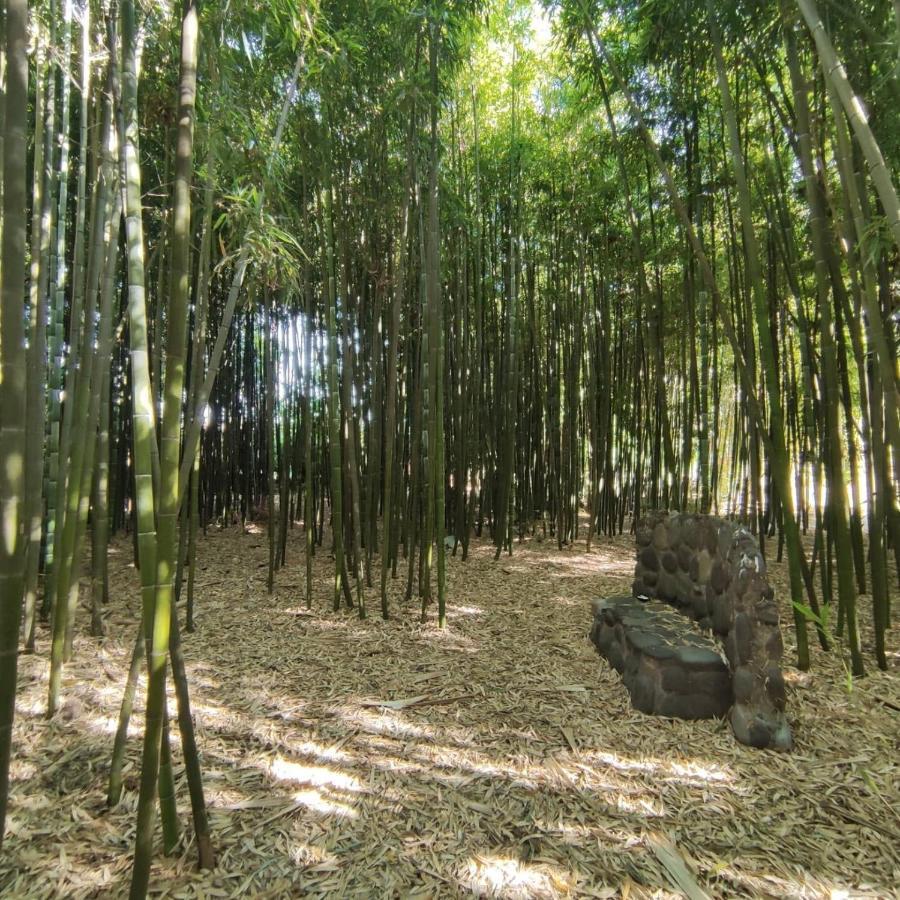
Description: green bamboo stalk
xmin=265 ymin=296 xmax=277 ymax=594
xmin=0 ymin=0 xmax=28 ymax=848
xmin=340 ymin=302 xmax=366 ymax=618
xmin=304 ymin=215 xmax=315 ymax=610
xmin=493 ymin=60 xmax=519 ymax=561
xmin=781 ymin=13 xmax=863 ymax=674
xmin=47 ymin=53 xmax=113 ymax=710
xmin=43 ymin=0 xmax=73 ymax=618
xmin=322 ymin=168 xmax=348 ymax=612
xmin=380 ymin=150 xmax=411 ymax=616
xmin=49 ymin=0 xmax=93 ymax=638
xmin=168 ymin=593 xmax=214 ymax=867
xmin=112 ymin=0 xmax=165 ymax=891
xmin=88 ymin=184 xmax=122 ymax=640
xmin=24 ymin=32 xmax=52 ymax=651
xmin=131 ymin=1 xmax=201 ymax=892
xmin=158 ymin=708 xmax=180 ymax=855
xmin=827 ymin=80 xmax=892 ymax=669
xmin=185 ymin=124 xmax=215 ymax=631
xmin=90 ymin=189 xmax=122 ymax=637
xmin=795 ymin=0 xmax=900 ymax=253
xmin=107 ymin=628 xmax=143 ymax=808
xmin=427 ymin=15 xmax=446 ymax=624
xmin=418 ymin=185 xmax=433 ymax=613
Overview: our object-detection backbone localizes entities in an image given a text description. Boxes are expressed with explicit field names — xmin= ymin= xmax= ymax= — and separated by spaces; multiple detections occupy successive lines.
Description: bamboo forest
xmin=1 ymin=0 xmax=899 ymax=895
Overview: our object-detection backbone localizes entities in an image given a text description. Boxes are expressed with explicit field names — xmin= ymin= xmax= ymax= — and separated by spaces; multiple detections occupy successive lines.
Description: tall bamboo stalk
xmin=0 ymin=0 xmax=28 ymax=848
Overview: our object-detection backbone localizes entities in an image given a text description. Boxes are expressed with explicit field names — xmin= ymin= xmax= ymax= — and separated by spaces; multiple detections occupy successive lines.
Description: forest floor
xmin=2 ymin=522 xmax=900 ymax=899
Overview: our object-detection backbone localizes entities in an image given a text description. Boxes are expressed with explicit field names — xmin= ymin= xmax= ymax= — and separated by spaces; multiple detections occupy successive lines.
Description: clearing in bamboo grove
xmin=0 ymin=0 xmax=898 ymax=896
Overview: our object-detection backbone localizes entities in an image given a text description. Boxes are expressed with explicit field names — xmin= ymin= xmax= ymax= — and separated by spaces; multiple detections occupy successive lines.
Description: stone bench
xmin=590 ymin=512 xmax=792 ymax=750
xmin=592 ymin=596 xmax=732 ymax=720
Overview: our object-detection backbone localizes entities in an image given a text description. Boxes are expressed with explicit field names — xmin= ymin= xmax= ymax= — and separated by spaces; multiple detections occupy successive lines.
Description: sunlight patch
xmin=668 ymin=760 xmax=732 ymax=784
xmin=614 ymin=793 xmax=666 ymax=817
xmin=292 ymin=788 xmax=358 ymax=819
xmin=9 ymin=760 xmax=37 ymax=782
xmin=447 ymin=604 xmax=484 ymax=616
xmin=270 ymin=757 xmax=362 ymax=794
xmin=337 ymin=706 xmax=437 ymax=740
xmin=461 ymin=854 xmax=577 ymax=898
xmin=586 ymin=750 xmax=732 ymax=785
xmin=87 ymin=714 xmax=120 ymax=735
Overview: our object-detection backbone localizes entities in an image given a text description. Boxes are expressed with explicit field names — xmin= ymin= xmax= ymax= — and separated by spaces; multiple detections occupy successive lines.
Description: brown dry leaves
xmin=1 ymin=522 xmax=898 ymax=898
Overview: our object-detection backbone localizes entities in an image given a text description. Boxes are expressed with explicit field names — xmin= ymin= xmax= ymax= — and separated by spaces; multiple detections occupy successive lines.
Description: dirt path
xmin=3 ymin=525 xmax=899 ymax=898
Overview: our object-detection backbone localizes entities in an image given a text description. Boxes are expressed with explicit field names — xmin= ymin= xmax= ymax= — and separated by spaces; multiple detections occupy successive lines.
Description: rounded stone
xmin=688 ymin=669 xmax=731 ymax=700
xmin=748 ymin=721 xmax=773 ymax=748
xmin=713 ymin=595 xmax=731 ymax=635
xmin=766 ymin=667 xmax=786 ymax=711
xmin=661 ymin=551 xmax=678 ymax=574
xmin=643 ymin=642 xmax=676 ymax=662
xmin=639 ymin=547 xmax=660 ymax=571
xmin=676 ymin=645 xmax=724 ymax=668
xmin=717 ymin=524 xmax=734 ymax=558
xmin=606 ymin=643 xmax=624 ymax=673
xmin=652 ymin=522 xmax=669 ymax=551
xmin=758 ymin=603 xmax=779 ymax=626
xmin=733 ymin=612 xmax=753 ymax=665
xmin=668 ymin=520 xmax=683 ymax=549
xmin=729 ymin=703 xmax=755 ymax=746
xmin=675 ymin=692 xmax=729 ymax=719
xmin=733 ymin=665 xmax=755 ymax=702
xmin=595 ymin=625 xmax=615 ymax=652
xmin=636 ymin=525 xmax=653 ymax=547
xmin=624 ymin=652 xmax=639 ymax=678
xmin=657 ymin=693 xmax=702 ymax=719
xmin=743 ymin=581 xmax=764 ymax=606
xmin=691 ymin=590 xmax=709 ymax=619
xmin=642 ymin=569 xmax=659 ymax=587
xmin=631 ymin=673 xmax=657 ymax=713
xmin=657 ymin=572 xmax=677 ymax=603
xmin=763 ymin=629 xmax=781 ymax=660
xmin=673 ymin=573 xmax=693 ymax=605
xmin=724 ymin=632 xmax=739 ymax=668
xmin=684 ymin=524 xmax=700 ymax=549
xmin=697 ymin=549 xmax=713 ymax=584
xmin=628 ymin=629 xmax=661 ymax=654
xmin=661 ymin=664 xmax=689 ymax=693
xmin=710 ymin=560 xmax=730 ymax=593
xmin=772 ymin=720 xmax=793 ymax=751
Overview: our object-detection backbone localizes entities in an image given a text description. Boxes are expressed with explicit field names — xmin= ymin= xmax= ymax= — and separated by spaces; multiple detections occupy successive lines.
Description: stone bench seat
xmin=589 ymin=512 xmax=792 ymax=750
xmin=591 ymin=596 xmax=731 ymax=720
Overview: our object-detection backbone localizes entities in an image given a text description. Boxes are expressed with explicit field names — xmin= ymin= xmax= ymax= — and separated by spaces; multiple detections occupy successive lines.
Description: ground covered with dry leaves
xmin=2 ymin=523 xmax=899 ymax=899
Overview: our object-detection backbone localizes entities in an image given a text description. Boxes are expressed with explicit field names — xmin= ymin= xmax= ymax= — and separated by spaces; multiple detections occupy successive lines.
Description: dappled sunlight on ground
xmin=446 ymin=602 xmax=486 ymax=617
xmin=460 ymin=853 xmax=579 ymax=898
xmin=2 ymin=520 xmax=898 ymax=897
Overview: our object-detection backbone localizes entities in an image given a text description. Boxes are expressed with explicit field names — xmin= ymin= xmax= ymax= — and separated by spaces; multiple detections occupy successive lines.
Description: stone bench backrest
xmin=631 ymin=512 xmax=791 ymax=750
